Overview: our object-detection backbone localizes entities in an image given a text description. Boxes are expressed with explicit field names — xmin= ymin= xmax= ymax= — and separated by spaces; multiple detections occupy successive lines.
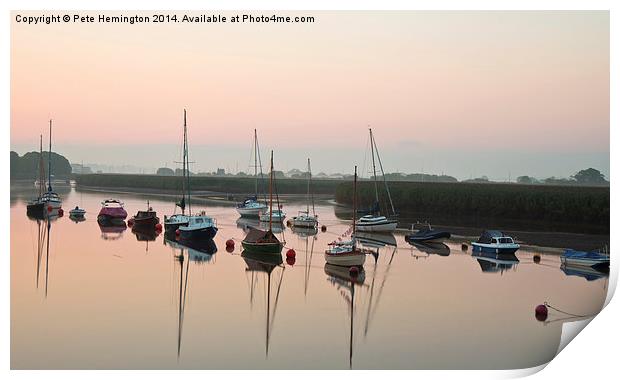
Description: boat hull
xmin=237 ymin=206 xmax=267 ymax=217
xmin=241 ymin=240 xmax=284 ymax=255
xmin=355 ymin=220 xmax=398 ymax=232
xmin=178 ymin=226 xmax=218 ymax=241
xmin=132 ymin=216 xmax=160 ymax=227
xmin=471 ymin=242 xmax=519 ymax=255
xmin=291 ymin=219 xmax=318 ymax=228
xmin=26 ymin=202 xmax=45 ymax=218
xmin=406 ymin=231 xmax=451 ymax=243
xmin=98 ymin=207 xmax=128 ymax=220
xmin=560 ymin=257 xmax=610 ymax=268
xmin=324 ymin=251 xmax=366 ymax=267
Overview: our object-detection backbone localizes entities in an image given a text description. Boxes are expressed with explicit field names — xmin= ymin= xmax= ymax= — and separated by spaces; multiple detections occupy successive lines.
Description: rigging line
xmin=544 ymin=302 xmax=589 ymax=318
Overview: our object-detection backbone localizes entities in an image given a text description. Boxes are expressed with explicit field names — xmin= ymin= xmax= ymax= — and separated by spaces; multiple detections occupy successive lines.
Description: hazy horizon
xmin=10 ymin=11 xmax=610 ymax=181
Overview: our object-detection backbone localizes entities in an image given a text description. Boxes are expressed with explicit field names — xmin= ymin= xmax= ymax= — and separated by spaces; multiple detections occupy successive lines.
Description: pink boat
xmin=97 ymin=199 xmax=128 ymax=223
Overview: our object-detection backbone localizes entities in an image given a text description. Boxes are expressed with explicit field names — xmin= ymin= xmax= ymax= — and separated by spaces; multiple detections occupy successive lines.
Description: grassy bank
xmin=335 ymin=181 xmax=609 ymax=233
xmin=75 ymin=174 xmax=344 ymax=196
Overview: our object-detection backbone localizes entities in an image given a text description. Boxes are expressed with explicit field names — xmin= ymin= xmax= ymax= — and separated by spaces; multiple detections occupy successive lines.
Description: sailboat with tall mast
xmin=325 ymin=166 xmax=367 ymax=267
xmin=164 ymin=109 xmax=191 ymax=232
xmin=241 ymin=151 xmax=285 ymax=254
xmin=26 ymin=135 xmax=47 ymax=218
xmin=40 ymin=120 xmax=62 ymax=214
xmin=291 ymin=158 xmax=319 ymax=229
xmin=236 ymin=129 xmax=268 ymax=217
xmin=356 ymin=128 xmax=397 ymax=232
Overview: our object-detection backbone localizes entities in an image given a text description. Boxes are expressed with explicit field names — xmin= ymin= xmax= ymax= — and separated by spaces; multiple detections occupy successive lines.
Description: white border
xmin=3 ymin=1 xmax=617 ymax=379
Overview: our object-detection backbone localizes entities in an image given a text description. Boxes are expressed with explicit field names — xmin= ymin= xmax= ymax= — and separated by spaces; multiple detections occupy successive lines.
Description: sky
xmin=10 ymin=11 xmax=609 ymax=180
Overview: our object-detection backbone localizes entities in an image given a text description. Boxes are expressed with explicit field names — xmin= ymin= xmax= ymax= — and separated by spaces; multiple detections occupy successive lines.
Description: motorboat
xmin=130 ymin=201 xmax=159 ymax=227
xmin=178 ymin=211 xmax=218 ymax=240
xmin=237 ymin=196 xmax=268 ymax=217
xmin=471 ymin=230 xmax=520 ymax=255
xmin=405 ymin=223 xmax=451 ymax=243
xmin=97 ymin=199 xmax=128 ymax=222
xmin=560 ymin=249 xmax=609 ymax=269
xmin=69 ymin=206 xmax=86 ymax=218
xmin=259 ymin=207 xmax=286 ymax=223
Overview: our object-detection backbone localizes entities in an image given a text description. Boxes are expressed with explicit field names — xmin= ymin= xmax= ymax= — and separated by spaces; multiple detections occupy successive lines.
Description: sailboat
xmin=236 ymin=129 xmax=268 ymax=217
xmin=355 ymin=128 xmax=397 ymax=232
xmin=165 ymin=110 xmax=218 ymax=241
xmin=241 ymin=151 xmax=285 ymax=255
xmin=26 ymin=135 xmax=47 ymax=218
xmin=31 ymin=121 xmax=63 ymax=215
xmin=164 ymin=109 xmax=191 ymax=231
xmin=325 ymin=166 xmax=367 ymax=267
xmin=291 ymin=158 xmax=319 ymax=229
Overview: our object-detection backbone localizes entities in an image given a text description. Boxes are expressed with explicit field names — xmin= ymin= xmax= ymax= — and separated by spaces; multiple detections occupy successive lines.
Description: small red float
xmin=58 ymin=209 xmax=64 ymax=217
xmin=127 ymin=219 xmax=134 ymax=227
xmin=349 ymin=266 xmax=359 ymax=278
xmin=226 ymin=239 xmax=235 ymax=248
xmin=226 ymin=245 xmax=235 ymax=253
xmin=286 ymin=256 xmax=296 ymax=266
xmin=286 ymin=249 xmax=296 ymax=258
xmin=47 ymin=206 xmax=53 ymax=212
xmin=533 ymin=254 xmax=541 ymax=264
xmin=155 ymin=223 xmax=163 ymax=231
xmin=321 ymin=225 xmax=327 ymax=232
xmin=535 ymin=304 xmax=548 ymax=321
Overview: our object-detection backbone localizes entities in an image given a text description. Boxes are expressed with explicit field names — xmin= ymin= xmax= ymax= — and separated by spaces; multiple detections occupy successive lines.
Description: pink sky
xmin=10 ymin=11 xmax=609 ymax=178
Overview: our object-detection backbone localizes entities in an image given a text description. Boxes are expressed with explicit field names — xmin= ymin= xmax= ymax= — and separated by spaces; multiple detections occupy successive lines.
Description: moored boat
xmin=560 ymin=249 xmax=609 ymax=269
xmin=130 ymin=201 xmax=159 ymax=227
xmin=178 ymin=211 xmax=218 ymax=240
xmin=164 ymin=110 xmax=191 ymax=232
xmin=241 ymin=151 xmax=285 ymax=255
xmin=325 ymin=166 xmax=367 ymax=267
xmin=236 ymin=129 xmax=268 ymax=217
xmin=471 ymin=230 xmax=520 ymax=255
xmin=291 ymin=158 xmax=319 ymax=229
xmin=405 ymin=223 xmax=451 ymax=243
xmin=97 ymin=199 xmax=128 ymax=223
xmin=259 ymin=208 xmax=286 ymax=223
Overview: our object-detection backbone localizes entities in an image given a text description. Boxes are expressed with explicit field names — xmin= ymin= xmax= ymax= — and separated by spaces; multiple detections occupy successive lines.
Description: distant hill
xmin=10 ymin=151 xmax=72 ymax=180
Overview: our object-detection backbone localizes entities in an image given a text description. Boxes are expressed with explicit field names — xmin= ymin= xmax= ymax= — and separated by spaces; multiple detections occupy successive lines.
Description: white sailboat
xmin=291 ymin=158 xmax=319 ymax=229
xmin=355 ymin=128 xmax=397 ymax=232
xmin=236 ymin=129 xmax=268 ymax=217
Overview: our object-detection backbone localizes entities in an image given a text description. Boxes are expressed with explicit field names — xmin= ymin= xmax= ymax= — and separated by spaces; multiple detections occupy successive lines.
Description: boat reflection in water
xmin=241 ymin=250 xmax=285 ymax=358
xmin=355 ymin=232 xmax=396 ymax=249
xmin=324 ymin=263 xmax=365 ymax=369
xmin=236 ymin=216 xmax=260 ymax=232
xmin=561 ymin=264 xmax=609 ymax=282
xmin=98 ymin=220 xmax=127 ymax=241
xmin=165 ymin=237 xmax=218 ymax=264
xmin=290 ymin=225 xmax=318 ymax=237
xmin=472 ymin=251 xmax=519 ymax=275
xmin=69 ymin=214 xmax=86 ymax=223
xmin=407 ymin=241 xmax=451 ymax=257
xmin=131 ymin=224 xmax=161 ymax=252
xmin=32 ymin=215 xmax=59 ymax=297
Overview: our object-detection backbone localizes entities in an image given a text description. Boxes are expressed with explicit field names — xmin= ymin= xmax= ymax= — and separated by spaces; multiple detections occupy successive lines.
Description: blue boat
xmin=471 ymin=230 xmax=520 ymax=255
xmin=405 ymin=223 xmax=451 ymax=243
xmin=560 ymin=249 xmax=609 ymax=270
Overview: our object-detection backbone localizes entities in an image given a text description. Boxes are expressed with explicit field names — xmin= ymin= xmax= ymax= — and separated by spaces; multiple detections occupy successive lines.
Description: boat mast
xmin=369 ymin=128 xmax=379 ymax=207
xmin=47 ymin=120 xmax=52 ymax=192
xmin=306 ymin=158 xmax=310 ymax=214
xmin=309 ymin=159 xmax=315 ymax=216
xmin=254 ymin=129 xmax=258 ymax=197
xmin=371 ymin=133 xmax=396 ymax=216
xmin=38 ymin=135 xmax=44 ymax=198
xmin=184 ymin=110 xmax=191 ymax=215
xmin=269 ymin=151 xmax=274 ymax=232
xmin=181 ymin=110 xmax=187 ymax=215
xmin=352 ymin=166 xmax=357 ymax=244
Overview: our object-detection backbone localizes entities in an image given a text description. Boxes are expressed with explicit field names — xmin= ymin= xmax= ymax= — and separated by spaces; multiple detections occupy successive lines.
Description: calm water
xmin=11 ymin=186 xmax=608 ymax=369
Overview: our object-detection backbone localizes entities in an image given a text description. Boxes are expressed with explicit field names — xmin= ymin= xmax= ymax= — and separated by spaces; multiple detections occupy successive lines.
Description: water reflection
xmin=69 ymin=214 xmax=86 ymax=223
xmin=241 ymin=250 xmax=285 ymax=358
xmin=98 ymin=220 xmax=127 ymax=241
xmin=325 ymin=263 xmax=365 ymax=369
xmin=32 ymin=216 xmax=60 ymax=297
xmin=561 ymin=264 xmax=609 ymax=282
xmin=166 ymin=238 xmax=218 ymax=264
xmin=236 ymin=217 xmax=260 ymax=232
xmin=408 ymin=241 xmax=451 ymax=257
xmin=472 ymin=251 xmax=519 ymax=274
xmin=355 ymin=232 xmax=396 ymax=249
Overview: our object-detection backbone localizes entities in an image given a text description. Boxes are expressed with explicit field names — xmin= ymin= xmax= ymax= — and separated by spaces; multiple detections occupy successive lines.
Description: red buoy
xmin=535 ymin=304 xmax=548 ymax=321
xmin=175 ymin=229 xmax=181 ymax=236
xmin=58 ymin=209 xmax=64 ymax=217
xmin=226 ymin=245 xmax=235 ymax=253
xmin=127 ymin=219 xmax=134 ymax=227
xmin=226 ymin=239 xmax=235 ymax=248
xmin=155 ymin=223 xmax=163 ymax=230
xmin=349 ymin=266 xmax=359 ymax=278
xmin=321 ymin=225 xmax=327 ymax=232
xmin=286 ymin=256 xmax=296 ymax=266
xmin=533 ymin=254 xmax=541 ymax=264
xmin=47 ymin=206 xmax=53 ymax=212
xmin=286 ymin=249 xmax=296 ymax=258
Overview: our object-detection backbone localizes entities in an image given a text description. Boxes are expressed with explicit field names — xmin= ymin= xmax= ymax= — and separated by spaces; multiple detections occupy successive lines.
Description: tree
xmin=517 ymin=176 xmax=536 ymax=184
xmin=156 ymin=167 xmax=174 ymax=176
xmin=572 ymin=168 xmax=607 ymax=185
